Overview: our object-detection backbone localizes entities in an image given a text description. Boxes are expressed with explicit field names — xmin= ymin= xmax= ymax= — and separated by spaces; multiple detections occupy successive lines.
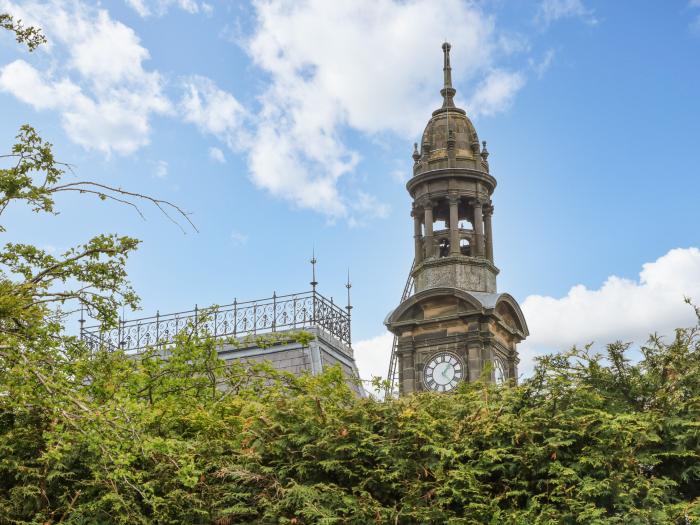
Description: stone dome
xmin=412 ymin=43 xmax=489 ymax=177
xmin=416 ymin=108 xmax=480 ymax=172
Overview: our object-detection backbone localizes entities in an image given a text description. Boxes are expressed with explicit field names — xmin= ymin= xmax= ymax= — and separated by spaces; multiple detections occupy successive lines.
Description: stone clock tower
xmin=385 ymin=42 xmax=528 ymax=395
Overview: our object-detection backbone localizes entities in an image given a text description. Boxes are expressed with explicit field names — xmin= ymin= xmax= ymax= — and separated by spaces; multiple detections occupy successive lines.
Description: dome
xmin=412 ymin=43 xmax=489 ymax=177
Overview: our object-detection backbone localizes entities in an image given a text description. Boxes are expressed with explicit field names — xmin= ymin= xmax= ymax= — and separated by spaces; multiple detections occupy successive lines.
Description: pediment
xmin=387 ymin=288 xmax=483 ymax=326
xmin=494 ymin=294 xmax=529 ymax=336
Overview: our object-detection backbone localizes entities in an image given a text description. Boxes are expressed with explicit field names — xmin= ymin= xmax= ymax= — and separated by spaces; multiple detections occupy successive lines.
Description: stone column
xmin=468 ymin=343 xmax=482 ymax=382
xmin=400 ymin=349 xmax=415 ymax=394
xmin=423 ymin=200 xmax=434 ymax=259
xmin=448 ymin=195 xmax=460 ymax=256
xmin=412 ymin=207 xmax=423 ymax=264
xmin=471 ymin=199 xmax=484 ymax=257
xmin=483 ymin=203 xmax=494 ymax=263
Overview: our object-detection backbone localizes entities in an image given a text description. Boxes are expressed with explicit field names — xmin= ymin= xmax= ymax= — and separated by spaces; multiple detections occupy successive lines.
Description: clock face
xmin=424 ymin=353 xmax=463 ymax=392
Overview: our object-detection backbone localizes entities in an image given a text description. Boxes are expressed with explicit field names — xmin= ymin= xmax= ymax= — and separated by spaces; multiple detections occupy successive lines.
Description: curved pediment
xmin=494 ymin=293 xmax=529 ymax=336
xmin=386 ymin=287 xmax=484 ymax=326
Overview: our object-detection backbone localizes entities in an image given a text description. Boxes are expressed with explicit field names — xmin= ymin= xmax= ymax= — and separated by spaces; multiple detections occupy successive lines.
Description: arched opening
xmin=494 ymin=358 xmax=507 ymax=384
xmin=458 ymin=218 xmax=472 ymax=230
xmin=438 ymin=238 xmax=450 ymax=258
xmin=433 ymin=218 xmax=448 ymax=231
xmin=459 ymin=238 xmax=471 ymax=256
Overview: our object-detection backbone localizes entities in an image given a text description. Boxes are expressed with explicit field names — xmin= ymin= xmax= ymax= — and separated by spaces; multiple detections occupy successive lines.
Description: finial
xmin=310 ymin=249 xmax=318 ymax=293
xmin=79 ymin=304 xmax=85 ymax=340
xmin=481 ymin=140 xmax=489 ymax=160
xmin=412 ymin=142 xmax=420 ymax=162
xmin=441 ymin=42 xmax=456 ymax=108
xmin=345 ymin=269 xmax=352 ymax=313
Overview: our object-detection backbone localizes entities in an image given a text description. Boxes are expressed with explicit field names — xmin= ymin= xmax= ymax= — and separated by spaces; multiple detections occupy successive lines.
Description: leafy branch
xmin=0 ymin=125 xmax=198 ymax=233
xmin=0 ymin=12 xmax=46 ymax=51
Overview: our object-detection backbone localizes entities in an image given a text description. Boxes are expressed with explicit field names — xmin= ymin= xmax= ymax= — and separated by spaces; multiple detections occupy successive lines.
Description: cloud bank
xmin=125 ymin=0 xmax=212 ymax=17
xmin=535 ymin=0 xmax=597 ymax=27
xmin=0 ymin=0 xmax=543 ymax=220
xmin=245 ymin=0 xmax=526 ymax=218
xmin=0 ymin=1 xmax=171 ymax=155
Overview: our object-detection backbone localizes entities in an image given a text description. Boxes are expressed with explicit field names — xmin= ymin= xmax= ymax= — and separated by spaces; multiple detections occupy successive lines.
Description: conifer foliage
xmin=1 ymin=310 xmax=700 ymax=523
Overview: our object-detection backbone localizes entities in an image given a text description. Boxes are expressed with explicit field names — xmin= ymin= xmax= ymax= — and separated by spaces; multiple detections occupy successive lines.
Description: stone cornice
xmin=412 ymin=254 xmax=500 ymax=276
xmin=407 ymin=168 xmax=497 ymax=196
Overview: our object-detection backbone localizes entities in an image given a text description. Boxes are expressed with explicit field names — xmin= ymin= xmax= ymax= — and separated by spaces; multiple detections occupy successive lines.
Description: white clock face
xmin=424 ymin=353 xmax=463 ymax=392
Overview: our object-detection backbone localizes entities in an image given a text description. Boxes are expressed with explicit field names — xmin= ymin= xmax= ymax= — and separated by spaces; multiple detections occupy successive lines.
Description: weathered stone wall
xmin=414 ymin=257 xmax=497 ymax=293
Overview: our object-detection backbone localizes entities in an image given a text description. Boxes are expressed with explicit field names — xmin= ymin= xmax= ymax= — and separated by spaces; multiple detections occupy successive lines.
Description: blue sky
xmin=2 ymin=0 xmax=700 ymax=380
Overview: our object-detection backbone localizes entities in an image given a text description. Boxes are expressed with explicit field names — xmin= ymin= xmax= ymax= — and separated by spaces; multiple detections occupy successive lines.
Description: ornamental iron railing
xmin=80 ymin=291 xmax=351 ymax=353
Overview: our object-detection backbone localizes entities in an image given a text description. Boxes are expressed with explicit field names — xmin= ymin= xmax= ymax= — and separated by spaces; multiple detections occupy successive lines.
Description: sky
xmin=2 ymin=0 xmax=700 ymax=383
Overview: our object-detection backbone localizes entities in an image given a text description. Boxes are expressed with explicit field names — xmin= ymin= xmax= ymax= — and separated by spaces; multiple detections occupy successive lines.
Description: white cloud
xmin=230 ymin=230 xmax=248 ymax=245
xmin=244 ymin=0 xmax=528 ymax=219
xmin=536 ymin=0 xmax=597 ymax=27
xmin=0 ymin=1 xmax=171 ymax=155
xmin=691 ymin=1 xmax=700 ymax=33
xmin=468 ymin=69 xmax=525 ymax=117
xmin=208 ymin=146 xmax=226 ymax=163
xmin=529 ymin=49 xmax=556 ymax=79
xmin=155 ymin=160 xmax=168 ymax=178
xmin=519 ymin=247 xmax=700 ymax=376
xmin=353 ymin=247 xmax=700 ymax=385
xmin=347 ymin=191 xmax=391 ymax=228
xmin=1 ymin=0 xmax=537 ymax=219
xmin=354 ymin=332 xmax=393 ymax=384
xmin=180 ymin=76 xmax=248 ymax=149
xmin=391 ymin=169 xmax=409 ymax=183
xmin=125 ymin=0 xmax=209 ymax=17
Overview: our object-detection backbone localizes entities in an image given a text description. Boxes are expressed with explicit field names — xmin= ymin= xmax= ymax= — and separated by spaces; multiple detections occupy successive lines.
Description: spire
xmin=345 ymin=269 xmax=352 ymax=313
xmin=441 ymin=42 xmax=456 ymax=108
xmin=310 ymin=249 xmax=318 ymax=293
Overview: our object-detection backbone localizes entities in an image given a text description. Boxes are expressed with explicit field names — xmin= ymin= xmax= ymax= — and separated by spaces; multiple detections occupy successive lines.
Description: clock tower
xmin=385 ymin=42 xmax=528 ymax=395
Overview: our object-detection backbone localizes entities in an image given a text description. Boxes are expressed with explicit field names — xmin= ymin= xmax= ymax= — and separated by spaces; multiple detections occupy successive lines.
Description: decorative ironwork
xmin=81 ymin=291 xmax=351 ymax=353
xmin=386 ymin=260 xmax=415 ymax=397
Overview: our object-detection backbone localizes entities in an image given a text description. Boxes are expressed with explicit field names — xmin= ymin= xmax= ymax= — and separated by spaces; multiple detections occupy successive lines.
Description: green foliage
xmin=1 ymin=323 xmax=700 ymax=524
xmin=0 ymin=13 xmax=46 ymax=51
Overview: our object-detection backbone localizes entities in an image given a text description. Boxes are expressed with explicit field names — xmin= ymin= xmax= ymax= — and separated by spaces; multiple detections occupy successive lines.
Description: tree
xmin=0 ymin=10 xmax=198 ymax=330
xmin=1 ymin=308 xmax=699 ymax=523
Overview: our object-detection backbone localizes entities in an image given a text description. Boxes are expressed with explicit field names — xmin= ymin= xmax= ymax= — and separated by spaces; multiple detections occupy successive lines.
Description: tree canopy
xmin=1 ymin=313 xmax=699 ymax=524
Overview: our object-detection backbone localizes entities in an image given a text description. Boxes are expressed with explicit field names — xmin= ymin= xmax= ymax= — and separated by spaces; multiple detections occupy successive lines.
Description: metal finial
xmin=79 ymin=304 xmax=85 ymax=340
xmin=442 ymin=42 xmax=452 ymax=86
xmin=412 ymin=142 xmax=420 ymax=162
xmin=441 ymin=42 xmax=456 ymax=108
xmin=481 ymin=140 xmax=489 ymax=160
xmin=310 ymin=249 xmax=318 ymax=292
xmin=345 ymin=269 xmax=352 ymax=313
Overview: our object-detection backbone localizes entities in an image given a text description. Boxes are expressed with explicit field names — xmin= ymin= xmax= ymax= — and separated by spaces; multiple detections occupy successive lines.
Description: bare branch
xmin=51 ymin=181 xmax=198 ymax=233
xmin=56 ymin=187 xmax=147 ymax=221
